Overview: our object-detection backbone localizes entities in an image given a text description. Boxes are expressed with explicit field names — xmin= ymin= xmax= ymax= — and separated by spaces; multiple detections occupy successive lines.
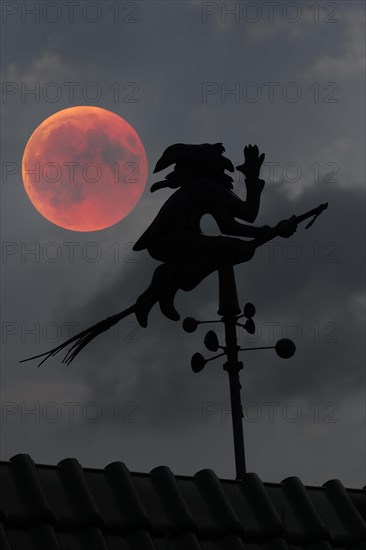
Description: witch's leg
xmin=135 ymin=263 xmax=183 ymax=327
xmin=136 ymin=236 xmax=256 ymax=326
xmin=135 ymin=259 xmax=217 ymax=327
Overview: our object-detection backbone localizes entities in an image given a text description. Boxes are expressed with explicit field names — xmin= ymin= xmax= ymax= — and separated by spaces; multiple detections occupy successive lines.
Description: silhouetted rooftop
xmin=0 ymin=454 xmax=365 ymax=549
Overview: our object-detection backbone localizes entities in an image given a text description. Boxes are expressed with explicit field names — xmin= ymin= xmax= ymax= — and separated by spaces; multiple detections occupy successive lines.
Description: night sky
xmin=1 ymin=0 xmax=365 ymax=487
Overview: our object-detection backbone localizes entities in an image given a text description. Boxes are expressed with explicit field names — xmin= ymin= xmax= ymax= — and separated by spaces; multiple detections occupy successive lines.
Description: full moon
xmin=22 ymin=106 xmax=148 ymax=231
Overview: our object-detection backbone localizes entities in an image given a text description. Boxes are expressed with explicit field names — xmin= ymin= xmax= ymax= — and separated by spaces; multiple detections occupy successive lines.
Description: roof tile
xmin=261 ymin=539 xmax=289 ymax=550
xmin=57 ymin=458 xmax=103 ymax=527
xmin=150 ymin=465 xmax=198 ymax=534
xmin=74 ymin=526 xmax=110 ymax=550
xmin=28 ymin=524 xmax=61 ymax=550
xmin=201 ymin=534 xmax=247 ymax=549
xmin=154 ymin=532 xmax=202 ymax=550
xmin=0 ymin=454 xmax=364 ymax=550
xmin=194 ymin=468 xmax=244 ymax=537
xmin=281 ymin=476 xmax=330 ymax=542
xmin=238 ymin=473 xmax=284 ymax=538
xmin=9 ymin=454 xmax=54 ymax=525
xmin=104 ymin=461 xmax=152 ymax=531
xmin=105 ymin=528 xmax=157 ymax=550
xmin=0 ymin=522 xmax=12 ymax=550
xmin=307 ymin=542 xmax=334 ymax=550
xmin=323 ymin=479 xmax=366 ymax=544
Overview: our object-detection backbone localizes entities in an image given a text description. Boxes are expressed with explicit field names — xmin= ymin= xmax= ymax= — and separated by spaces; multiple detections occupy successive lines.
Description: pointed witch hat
xmin=150 ymin=143 xmax=235 ymax=192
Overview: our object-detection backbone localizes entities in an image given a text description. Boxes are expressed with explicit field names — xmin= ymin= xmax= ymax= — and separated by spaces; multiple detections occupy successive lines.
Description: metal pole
xmin=218 ymin=264 xmax=246 ymax=479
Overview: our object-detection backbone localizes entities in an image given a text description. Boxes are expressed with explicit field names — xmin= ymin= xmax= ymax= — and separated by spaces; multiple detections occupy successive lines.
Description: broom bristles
xmin=19 ymin=309 xmax=134 ymax=367
xmin=19 ymin=299 xmax=145 ymax=367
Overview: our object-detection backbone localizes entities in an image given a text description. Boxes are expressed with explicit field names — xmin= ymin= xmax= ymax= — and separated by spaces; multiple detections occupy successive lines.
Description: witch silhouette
xmin=133 ymin=142 xmax=295 ymax=326
xmin=21 ymin=143 xmax=327 ymax=366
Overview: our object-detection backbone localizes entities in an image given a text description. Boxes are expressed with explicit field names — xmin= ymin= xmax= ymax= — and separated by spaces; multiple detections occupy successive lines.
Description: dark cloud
xmin=2 ymin=1 xmax=364 ymax=486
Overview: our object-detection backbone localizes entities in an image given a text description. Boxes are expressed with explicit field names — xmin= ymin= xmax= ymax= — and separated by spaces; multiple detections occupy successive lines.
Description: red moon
xmin=22 ymin=106 xmax=148 ymax=231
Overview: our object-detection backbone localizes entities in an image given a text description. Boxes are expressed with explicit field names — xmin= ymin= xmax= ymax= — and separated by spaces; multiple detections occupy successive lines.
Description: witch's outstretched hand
xmin=237 ymin=144 xmax=265 ymax=180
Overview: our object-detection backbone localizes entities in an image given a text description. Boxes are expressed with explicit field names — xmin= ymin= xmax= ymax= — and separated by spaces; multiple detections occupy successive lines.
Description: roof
xmin=0 ymin=454 xmax=365 ymax=550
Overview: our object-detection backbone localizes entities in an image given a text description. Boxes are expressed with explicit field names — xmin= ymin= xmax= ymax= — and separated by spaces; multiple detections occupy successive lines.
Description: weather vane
xmin=21 ymin=142 xmax=328 ymax=479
